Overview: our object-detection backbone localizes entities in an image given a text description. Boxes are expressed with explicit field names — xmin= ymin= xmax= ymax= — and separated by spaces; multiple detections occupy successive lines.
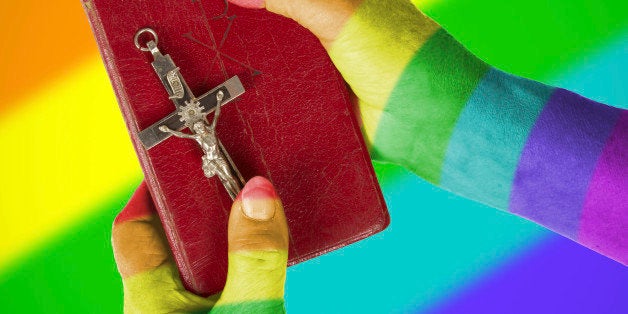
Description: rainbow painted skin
xmin=113 ymin=177 xmax=288 ymax=313
xmin=113 ymin=0 xmax=626 ymax=313
xmin=250 ymin=0 xmax=626 ymax=264
xmin=326 ymin=0 xmax=627 ymax=264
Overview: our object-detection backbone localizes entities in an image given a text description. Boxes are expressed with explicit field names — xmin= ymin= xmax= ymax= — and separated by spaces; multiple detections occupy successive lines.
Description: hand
xmin=228 ymin=0 xmax=628 ymax=265
xmin=229 ymin=0 xmax=448 ymax=172
xmin=112 ymin=176 xmax=289 ymax=313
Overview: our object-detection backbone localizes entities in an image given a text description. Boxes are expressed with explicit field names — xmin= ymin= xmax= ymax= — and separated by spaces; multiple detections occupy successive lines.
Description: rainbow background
xmin=0 ymin=0 xmax=626 ymax=313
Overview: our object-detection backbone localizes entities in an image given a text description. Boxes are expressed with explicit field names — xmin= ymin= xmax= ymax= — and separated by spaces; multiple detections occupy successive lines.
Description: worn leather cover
xmin=84 ymin=0 xmax=389 ymax=296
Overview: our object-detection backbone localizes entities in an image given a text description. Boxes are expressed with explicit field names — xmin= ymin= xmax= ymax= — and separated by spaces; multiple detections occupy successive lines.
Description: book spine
xmin=81 ymin=0 xmax=196 ymax=293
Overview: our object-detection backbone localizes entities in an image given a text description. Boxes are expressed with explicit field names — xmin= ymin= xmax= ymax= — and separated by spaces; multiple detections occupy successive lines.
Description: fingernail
xmin=241 ymin=176 xmax=278 ymax=221
xmin=229 ymin=0 xmax=265 ymax=9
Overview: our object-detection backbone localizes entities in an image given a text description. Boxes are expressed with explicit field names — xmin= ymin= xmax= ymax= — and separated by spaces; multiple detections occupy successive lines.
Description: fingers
xmin=228 ymin=0 xmax=265 ymax=9
xmin=112 ymin=181 xmax=170 ymax=278
xmin=228 ymin=0 xmax=442 ymax=149
xmin=114 ymin=179 xmax=290 ymax=313
xmin=113 ymin=182 xmax=216 ymax=313
xmin=212 ymin=176 xmax=289 ymax=313
xmin=229 ymin=0 xmax=362 ymax=47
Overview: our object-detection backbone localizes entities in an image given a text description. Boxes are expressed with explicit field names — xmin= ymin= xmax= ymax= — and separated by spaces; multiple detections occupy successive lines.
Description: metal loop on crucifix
xmin=135 ymin=28 xmax=246 ymax=199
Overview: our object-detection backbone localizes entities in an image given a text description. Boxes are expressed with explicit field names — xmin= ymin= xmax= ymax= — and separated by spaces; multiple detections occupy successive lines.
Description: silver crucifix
xmin=135 ymin=28 xmax=245 ymax=199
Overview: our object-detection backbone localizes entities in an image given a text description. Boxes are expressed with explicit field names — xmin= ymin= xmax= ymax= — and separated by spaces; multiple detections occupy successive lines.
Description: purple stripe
xmin=424 ymin=235 xmax=628 ymax=314
xmin=509 ymin=89 xmax=622 ymax=239
xmin=578 ymin=112 xmax=628 ymax=265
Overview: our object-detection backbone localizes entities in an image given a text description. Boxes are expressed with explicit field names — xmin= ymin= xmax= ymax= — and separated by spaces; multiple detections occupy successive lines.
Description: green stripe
xmin=210 ymin=300 xmax=285 ymax=314
xmin=372 ymin=29 xmax=489 ymax=183
xmin=422 ymin=0 xmax=628 ymax=80
xmin=0 ymin=188 xmax=134 ymax=313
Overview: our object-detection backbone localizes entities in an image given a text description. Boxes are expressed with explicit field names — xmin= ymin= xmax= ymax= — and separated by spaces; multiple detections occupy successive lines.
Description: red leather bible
xmin=84 ymin=0 xmax=389 ymax=296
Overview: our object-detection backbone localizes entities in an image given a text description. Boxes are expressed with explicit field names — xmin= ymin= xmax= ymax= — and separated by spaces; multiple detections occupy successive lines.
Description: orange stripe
xmin=0 ymin=57 xmax=142 ymax=271
xmin=0 ymin=0 xmax=98 ymax=114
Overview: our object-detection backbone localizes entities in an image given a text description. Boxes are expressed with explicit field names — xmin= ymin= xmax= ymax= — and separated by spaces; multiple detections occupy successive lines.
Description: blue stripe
xmin=440 ymin=68 xmax=553 ymax=209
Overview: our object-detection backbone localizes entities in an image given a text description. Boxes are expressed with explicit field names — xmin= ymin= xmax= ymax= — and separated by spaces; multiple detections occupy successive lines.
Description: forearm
xmin=328 ymin=0 xmax=627 ymax=264
xmin=162 ymin=127 xmax=195 ymax=139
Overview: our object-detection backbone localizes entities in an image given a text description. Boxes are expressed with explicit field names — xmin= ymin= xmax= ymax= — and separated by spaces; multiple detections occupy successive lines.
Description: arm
xmin=210 ymin=92 xmax=222 ymax=131
xmin=159 ymin=125 xmax=196 ymax=140
xmin=233 ymin=0 xmax=628 ymax=264
xmin=337 ymin=0 xmax=627 ymax=265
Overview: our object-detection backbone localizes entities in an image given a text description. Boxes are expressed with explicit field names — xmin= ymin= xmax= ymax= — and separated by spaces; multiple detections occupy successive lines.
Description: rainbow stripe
xmin=0 ymin=0 xmax=626 ymax=313
xmin=510 ymin=90 xmax=623 ymax=239
xmin=578 ymin=112 xmax=628 ymax=261
xmin=113 ymin=180 xmax=288 ymax=313
xmin=441 ymin=69 xmax=553 ymax=209
xmin=329 ymin=0 xmax=626 ymax=264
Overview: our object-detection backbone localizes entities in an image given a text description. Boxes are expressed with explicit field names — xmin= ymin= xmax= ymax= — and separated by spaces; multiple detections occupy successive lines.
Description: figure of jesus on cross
xmin=134 ymin=28 xmax=246 ymax=199
xmin=159 ymin=92 xmax=242 ymax=199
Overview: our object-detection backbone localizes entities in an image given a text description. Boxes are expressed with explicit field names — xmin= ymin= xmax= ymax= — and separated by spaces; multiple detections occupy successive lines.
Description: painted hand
xmin=228 ymin=0 xmax=628 ymax=265
xmin=228 ymin=0 xmax=445 ymax=158
xmin=112 ymin=176 xmax=289 ymax=313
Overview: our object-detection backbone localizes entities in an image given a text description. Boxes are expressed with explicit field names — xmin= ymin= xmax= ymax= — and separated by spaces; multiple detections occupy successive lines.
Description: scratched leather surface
xmin=85 ymin=0 xmax=389 ymax=296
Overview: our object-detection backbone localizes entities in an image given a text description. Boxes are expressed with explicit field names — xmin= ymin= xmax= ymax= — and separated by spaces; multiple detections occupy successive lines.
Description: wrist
xmin=369 ymin=29 xmax=489 ymax=181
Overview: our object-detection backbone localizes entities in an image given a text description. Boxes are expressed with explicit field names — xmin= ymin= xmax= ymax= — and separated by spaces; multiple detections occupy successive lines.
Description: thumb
xmin=211 ymin=176 xmax=290 ymax=313
xmin=228 ymin=0 xmax=361 ymax=47
xmin=113 ymin=182 xmax=217 ymax=313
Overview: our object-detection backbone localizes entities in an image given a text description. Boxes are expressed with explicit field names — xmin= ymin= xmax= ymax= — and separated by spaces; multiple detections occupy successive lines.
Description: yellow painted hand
xmin=112 ymin=177 xmax=289 ymax=313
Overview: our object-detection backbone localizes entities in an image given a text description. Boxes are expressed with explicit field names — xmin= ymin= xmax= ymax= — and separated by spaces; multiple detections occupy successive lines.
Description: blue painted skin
xmin=440 ymin=68 xmax=553 ymax=209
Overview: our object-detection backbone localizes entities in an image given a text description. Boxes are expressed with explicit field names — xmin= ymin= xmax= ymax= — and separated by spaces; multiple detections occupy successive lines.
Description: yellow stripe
xmin=123 ymin=263 xmax=218 ymax=313
xmin=328 ymin=0 xmax=441 ymax=145
xmin=216 ymin=250 xmax=288 ymax=304
xmin=411 ymin=0 xmax=440 ymax=8
xmin=0 ymin=57 xmax=141 ymax=270
xmin=0 ymin=0 xmax=442 ymax=271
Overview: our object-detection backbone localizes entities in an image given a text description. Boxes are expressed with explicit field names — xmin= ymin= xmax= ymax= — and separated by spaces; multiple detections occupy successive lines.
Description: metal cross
xmin=135 ymin=28 xmax=246 ymax=199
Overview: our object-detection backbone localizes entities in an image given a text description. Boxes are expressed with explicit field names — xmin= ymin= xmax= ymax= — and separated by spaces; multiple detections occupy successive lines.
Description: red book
xmin=84 ymin=0 xmax=389 ymax=296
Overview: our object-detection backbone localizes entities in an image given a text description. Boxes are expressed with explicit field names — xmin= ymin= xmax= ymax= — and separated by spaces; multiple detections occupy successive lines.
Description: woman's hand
xmin=112 ymin=177 xmax=289 ymax=313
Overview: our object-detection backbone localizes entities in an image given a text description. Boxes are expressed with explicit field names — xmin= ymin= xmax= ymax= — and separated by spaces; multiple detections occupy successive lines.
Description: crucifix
xmin=134 ymin=27 xmax=245 ymax=199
